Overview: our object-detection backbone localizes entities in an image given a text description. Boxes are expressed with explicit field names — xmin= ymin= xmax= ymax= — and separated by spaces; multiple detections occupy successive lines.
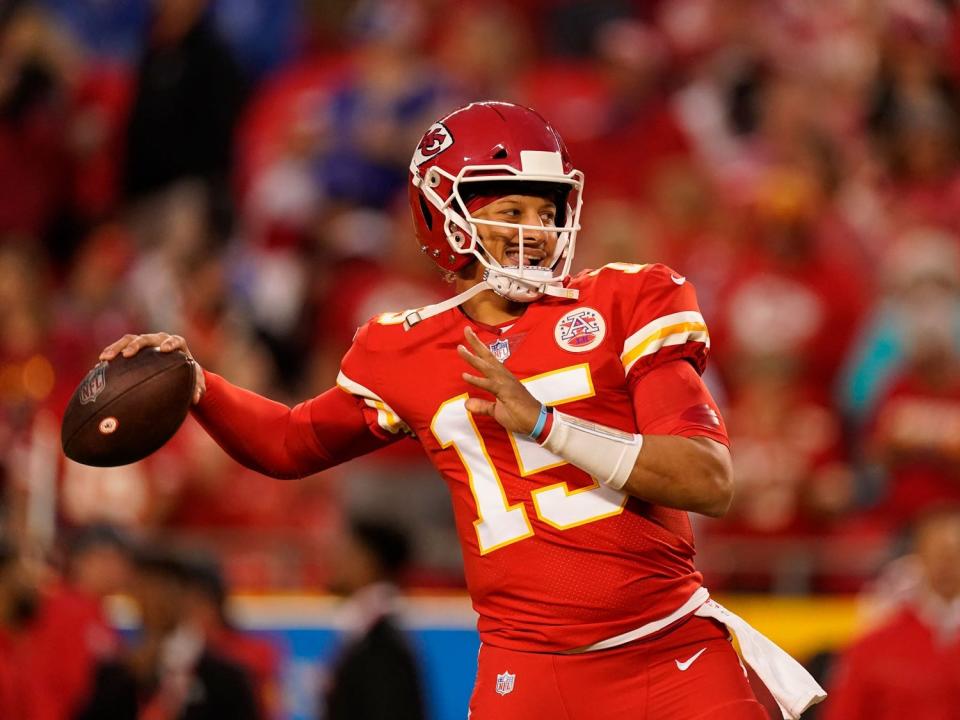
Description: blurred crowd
xmin=2 ymin=0 xmax=960 ymax=599
xmin=0 ymin=524 xmax=282 ymax=719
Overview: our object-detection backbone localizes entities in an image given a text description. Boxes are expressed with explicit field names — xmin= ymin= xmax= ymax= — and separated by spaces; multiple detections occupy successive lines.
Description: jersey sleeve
xmin=192 ymin=371 xmax=398 ymax=479
xmin=615 ymin=263 xmax=711 ymax=381
xmin=596 ymin=263 xmax=725 ymax=443
xmin=630 ymin=360 xmax=729 ymax=446
xmin=337 ymin=320 xmax=414 ymax=440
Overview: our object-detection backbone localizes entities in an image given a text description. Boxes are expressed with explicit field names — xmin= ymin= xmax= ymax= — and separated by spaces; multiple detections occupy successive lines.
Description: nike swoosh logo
xmin=671 ymin=274 xmax=686 ymax=285
xmin=675 ymin=647 xmax=707 ymax=671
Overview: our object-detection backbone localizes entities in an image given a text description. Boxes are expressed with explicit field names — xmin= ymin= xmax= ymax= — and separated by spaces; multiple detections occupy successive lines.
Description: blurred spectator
xmin=0 ymin=4 xmax=76 ymax=242
xmin=210 ymin=0 xmax=302 ymax=79
xmin=40 ymin=0 xmax=149 ymax=62
xmin=710 ymin=166 xmax=869 ymax=399
xmin=0 ymin=243 xmax=56 ymax=540
xmin=866 ymin=238 xmax=960 ymax=529
xmin=181 ymin=553 xmax=281 ymax=719
xmin=312 ymin=0 xmax=458 ymax=208
xmin=0 ymin=537 xmax=57 ymax=720
xmin=31 ymin=524 xmax=131 ymax=719
xmin=77 ymin=543 xmax=258 ymax=720
xmin=868 ymin=0 xmax=960 ymax=236
xmin=701 ymin=355 xmax=855 ymax=592
xmin=320 ymin=517 xmax=426 ymax=720
xmin=543 ymin=0 xmax=635 ymax=58
xmin=823 ymin=506 xmax=960 ymax=719
xmin=123 ymin=0 xmax=247 ymax=238
xmin=434 ymin=1 xmax=532 ymax=100
xmin=520 ymin=18 xmax=689 ymax=203
xmin=840 ymin=227 xmax=960 ymax=424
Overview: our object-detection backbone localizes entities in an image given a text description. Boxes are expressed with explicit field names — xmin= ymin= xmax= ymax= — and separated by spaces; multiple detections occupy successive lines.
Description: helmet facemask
xmin=418 ymin=156 xmax=584 ymax=303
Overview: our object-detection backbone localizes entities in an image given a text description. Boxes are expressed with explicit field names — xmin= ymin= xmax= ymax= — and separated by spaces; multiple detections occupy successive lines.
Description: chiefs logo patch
xmin=412 ymin=122 xmax=454 ymax=167
xmin=555 ymin=307 xmax=606 ymax=353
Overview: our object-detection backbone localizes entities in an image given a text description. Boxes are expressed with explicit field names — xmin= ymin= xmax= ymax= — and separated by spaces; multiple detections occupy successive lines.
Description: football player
xmin=102 ymin=102 xmax=824 ymax=719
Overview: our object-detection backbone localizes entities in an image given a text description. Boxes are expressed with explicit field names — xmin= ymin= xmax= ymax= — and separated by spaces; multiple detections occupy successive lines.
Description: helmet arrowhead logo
xmin=413 ymin=122 xmax=454 ymax=167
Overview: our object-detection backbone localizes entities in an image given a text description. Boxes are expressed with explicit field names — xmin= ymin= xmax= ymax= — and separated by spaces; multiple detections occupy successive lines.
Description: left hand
xmin=458 ymin=326 xmax=542 ymax=435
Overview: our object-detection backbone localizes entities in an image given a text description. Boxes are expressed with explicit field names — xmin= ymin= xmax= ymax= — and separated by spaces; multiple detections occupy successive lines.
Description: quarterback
xmin=102 ymin=102 xmax=824 ymax=719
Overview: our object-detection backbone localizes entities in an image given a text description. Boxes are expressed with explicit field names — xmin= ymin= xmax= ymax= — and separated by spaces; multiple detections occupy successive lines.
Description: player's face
xmin=472 ymin=194 xmax=559 ymax=269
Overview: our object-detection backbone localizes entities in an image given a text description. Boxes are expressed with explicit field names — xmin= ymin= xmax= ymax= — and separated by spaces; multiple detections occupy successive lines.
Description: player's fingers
xmin=464 ymin=327 xmax=498 ymax=361
xmin=121 ymin=333 xmax=170 ymax=357
xmin=465 ymin=397 xmax=496 ymax=416
xmin=99 ymin=334 xmax=139 ymax=360
xmin=457 ymin=344 xmax=493 ymax=374
xmin=462 ymin=372 xmax=496 ymax=393
xmin=191 ymin=363 xmax=205 ymax=405
xmin=158 ymin=334 xmax=189 ymax=354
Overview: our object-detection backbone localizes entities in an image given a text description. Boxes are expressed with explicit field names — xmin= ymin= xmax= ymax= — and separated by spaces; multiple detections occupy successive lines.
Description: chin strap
xmin=402 ymin=282 xmax=490 ymax=330
xmin=543 ymin=284 xmax=580 ymax=299
xmin=402 ymin=279 xmax=579 ymax=330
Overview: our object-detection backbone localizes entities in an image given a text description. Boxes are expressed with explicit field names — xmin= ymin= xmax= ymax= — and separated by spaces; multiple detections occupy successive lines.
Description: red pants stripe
xmin=469 ymin=616 xmax=769 ymax=720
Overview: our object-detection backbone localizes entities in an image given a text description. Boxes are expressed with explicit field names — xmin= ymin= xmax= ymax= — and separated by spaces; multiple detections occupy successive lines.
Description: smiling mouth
xmin=504 ymin=249 xmax=544 ymax=267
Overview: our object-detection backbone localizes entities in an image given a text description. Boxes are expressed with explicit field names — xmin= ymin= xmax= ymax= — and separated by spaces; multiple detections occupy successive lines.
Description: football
xmin=61 ymin=349 xmax=196 ymax=467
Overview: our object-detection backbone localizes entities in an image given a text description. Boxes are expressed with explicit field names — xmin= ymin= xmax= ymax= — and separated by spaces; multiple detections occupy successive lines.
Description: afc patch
xmin=79 ymin=362 xmax=107 ymax=405
xmin=555 ymin=307 xmax=606 ymax=353
xmin=495 ymin=671 xmax=516 ymax=696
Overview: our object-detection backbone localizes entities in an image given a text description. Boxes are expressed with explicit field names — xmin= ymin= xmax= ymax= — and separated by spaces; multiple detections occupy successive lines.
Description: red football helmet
xmin=408 ymin=102 xmax=584 ymax=306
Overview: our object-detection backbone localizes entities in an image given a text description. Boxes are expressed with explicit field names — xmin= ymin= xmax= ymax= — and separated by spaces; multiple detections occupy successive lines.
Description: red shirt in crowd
xmin=870 ymin=368 xmax=960 ymax=527
xmin=0 ymin=625 xmax=60 ymax=720
xmin=29 ymin=582 xmax=121 ymax=719
xmin=824 ymin=605 xmax=960 ymax=720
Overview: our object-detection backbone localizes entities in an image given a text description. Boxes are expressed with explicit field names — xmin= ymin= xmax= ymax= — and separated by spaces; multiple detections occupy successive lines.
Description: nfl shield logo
xmin=489 ymin=338 xmax=511 ymax=363
xmin=79 ymin=362 xmax=107 ymax=405
xmin=495 ymin=671 xmax=516 ymax=696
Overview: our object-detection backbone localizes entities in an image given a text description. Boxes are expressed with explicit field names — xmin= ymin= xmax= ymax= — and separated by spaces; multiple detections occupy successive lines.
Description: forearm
xmin=539 ymin=410 xmax=733 ymax=518
xmin=620 ymin=435 xmax=733 ymax=518
xmin=191 ymin=370 xmax=320 ymax=479
xmin=193 ymin=371 xmax=394 ymax=478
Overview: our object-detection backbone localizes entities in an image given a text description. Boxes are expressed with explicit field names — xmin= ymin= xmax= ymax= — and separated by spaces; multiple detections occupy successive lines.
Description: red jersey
xmin=335 ymin=263 xmax=727 ymax=652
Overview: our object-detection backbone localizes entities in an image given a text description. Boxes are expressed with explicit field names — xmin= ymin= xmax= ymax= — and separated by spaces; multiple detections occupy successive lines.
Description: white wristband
xmin=541 ymin=410 xmax=643 ymax=490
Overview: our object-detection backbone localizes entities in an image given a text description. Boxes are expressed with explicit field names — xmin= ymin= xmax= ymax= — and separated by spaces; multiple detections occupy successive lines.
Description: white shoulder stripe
xmin=620 ymin=311 xmax=709 ymax=375
xmin=336 ymin=371 xmax=411 ymax=435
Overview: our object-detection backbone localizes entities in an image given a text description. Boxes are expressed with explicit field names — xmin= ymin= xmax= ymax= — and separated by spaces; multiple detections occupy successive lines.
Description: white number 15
xmin=430 ymin=364 xmax=627 ymax=554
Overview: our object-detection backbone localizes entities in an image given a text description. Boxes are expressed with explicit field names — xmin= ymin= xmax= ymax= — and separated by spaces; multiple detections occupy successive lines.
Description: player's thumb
xmin=465 ymin=397 xmax=495 ymax=417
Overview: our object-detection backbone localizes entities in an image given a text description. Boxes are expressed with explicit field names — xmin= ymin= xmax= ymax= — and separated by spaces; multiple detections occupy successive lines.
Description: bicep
xmin=628 ymin=360 xmax=729 ymax=445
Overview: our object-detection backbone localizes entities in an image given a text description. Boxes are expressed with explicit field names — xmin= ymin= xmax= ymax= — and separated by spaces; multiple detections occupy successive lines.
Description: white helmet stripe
xmin=520 ymin=150 xmax=564 ymax=174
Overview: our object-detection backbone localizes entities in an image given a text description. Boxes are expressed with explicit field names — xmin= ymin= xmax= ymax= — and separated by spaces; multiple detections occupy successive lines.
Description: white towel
xmin=694 ymin=599 xmax=827 ymax=719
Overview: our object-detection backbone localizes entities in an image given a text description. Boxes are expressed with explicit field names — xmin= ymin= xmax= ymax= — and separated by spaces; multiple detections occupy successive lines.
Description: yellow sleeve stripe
xmin=620 ymin=311 xmax=709 ymax=374
xmin=336 ymin=371 xmax=410 ymax=435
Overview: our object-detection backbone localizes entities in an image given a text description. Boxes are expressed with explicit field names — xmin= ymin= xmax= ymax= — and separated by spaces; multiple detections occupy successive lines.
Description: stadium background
xmin=1 ymin=0 xmax=959 ymax=717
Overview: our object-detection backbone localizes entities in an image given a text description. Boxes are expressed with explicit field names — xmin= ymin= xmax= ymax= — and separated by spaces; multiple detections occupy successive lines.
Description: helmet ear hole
xmin=451 ymin=231 xmax=466 ymax=248
xmin=418 ymin=195 xmax=433 ymax=230
xmin=426 ymin=169 xmax=442 ymax=188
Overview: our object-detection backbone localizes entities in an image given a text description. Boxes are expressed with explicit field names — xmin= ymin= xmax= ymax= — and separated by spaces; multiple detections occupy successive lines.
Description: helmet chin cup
xmin=483 ymin=266 xmax=554 ymax=303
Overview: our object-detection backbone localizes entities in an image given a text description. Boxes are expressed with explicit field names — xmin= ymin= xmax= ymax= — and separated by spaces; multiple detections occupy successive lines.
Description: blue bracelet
xmin=529 ymin=404 xmax=549 ymax=440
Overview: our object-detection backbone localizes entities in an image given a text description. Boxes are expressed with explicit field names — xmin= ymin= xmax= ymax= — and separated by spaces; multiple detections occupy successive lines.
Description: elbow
xmin=696 ymin=440 xmax=734 ymax=518
xmin=700 ymin=471 xmax=733 ymax=518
